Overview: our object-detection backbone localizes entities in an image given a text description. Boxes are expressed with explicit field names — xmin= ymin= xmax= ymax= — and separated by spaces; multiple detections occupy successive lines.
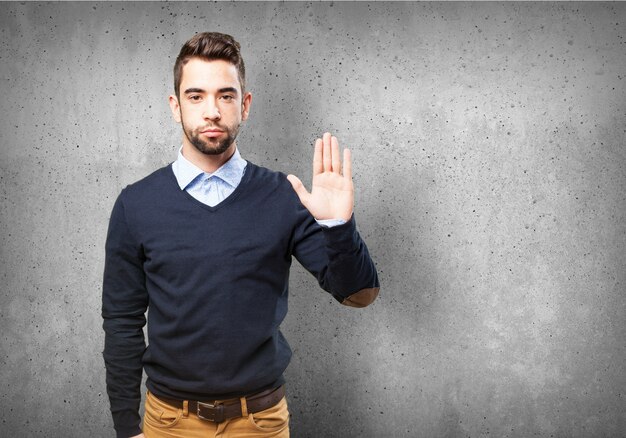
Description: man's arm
xmin=102 ymin=191 xmax=149 ymax=438
xmin=287 ymin=133 xmax=380 ymax=305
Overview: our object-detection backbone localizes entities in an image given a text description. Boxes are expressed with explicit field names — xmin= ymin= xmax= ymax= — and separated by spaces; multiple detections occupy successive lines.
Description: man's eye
xmin=189 ymin=95 xmax=201 ymax=101
xmin=221 ymin=95 xmax=234 ymax=101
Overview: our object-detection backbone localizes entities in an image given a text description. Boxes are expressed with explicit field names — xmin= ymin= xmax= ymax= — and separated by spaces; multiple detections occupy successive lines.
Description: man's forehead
xmin=180 ymin=58 xmax=241 ymax=90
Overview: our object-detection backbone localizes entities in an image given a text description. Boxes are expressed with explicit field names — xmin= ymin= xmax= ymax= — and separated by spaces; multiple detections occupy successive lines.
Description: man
xmin=102 ymin=32 xmax=379 ymax=438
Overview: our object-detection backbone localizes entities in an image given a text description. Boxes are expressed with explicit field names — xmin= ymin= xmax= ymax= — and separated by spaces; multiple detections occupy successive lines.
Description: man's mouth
xmin=200 ymin=128 xmax=224 ymax=138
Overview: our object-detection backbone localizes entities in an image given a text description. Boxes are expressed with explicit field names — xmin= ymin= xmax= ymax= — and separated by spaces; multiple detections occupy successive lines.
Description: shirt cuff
xmin=315 ymin=218 xmax=347 ymax=228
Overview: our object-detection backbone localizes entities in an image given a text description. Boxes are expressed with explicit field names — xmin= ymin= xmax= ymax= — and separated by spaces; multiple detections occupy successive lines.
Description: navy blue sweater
xmin=102 ymin=162 xmax=379 ymax=437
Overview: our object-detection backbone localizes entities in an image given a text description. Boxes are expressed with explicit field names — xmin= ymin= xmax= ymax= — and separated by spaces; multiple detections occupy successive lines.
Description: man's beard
xmin=182 ymin=118 xmax=240 ymax=156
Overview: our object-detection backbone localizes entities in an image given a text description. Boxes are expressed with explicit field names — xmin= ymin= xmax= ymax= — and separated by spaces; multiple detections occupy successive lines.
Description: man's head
xmin=169 ymin=32 xmax=251 ymax=158
xmin=173 ymin=32 xmax=246 ymax=100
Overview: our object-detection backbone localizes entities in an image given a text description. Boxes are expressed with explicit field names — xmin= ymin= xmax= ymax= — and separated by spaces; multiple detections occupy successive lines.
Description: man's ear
xmin=168 ymin=95 xmax=182 ymax=123
xmin=241 ymin=92 xmax=252 ymax=121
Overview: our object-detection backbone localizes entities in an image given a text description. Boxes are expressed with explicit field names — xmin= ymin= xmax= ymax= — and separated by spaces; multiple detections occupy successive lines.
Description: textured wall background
xmin=1 ymin=2 xmax=625 ymax=437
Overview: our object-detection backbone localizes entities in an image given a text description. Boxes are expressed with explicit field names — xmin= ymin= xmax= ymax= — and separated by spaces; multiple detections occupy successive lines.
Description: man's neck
xmin=181 ymin=142 xmax=237 ymax=173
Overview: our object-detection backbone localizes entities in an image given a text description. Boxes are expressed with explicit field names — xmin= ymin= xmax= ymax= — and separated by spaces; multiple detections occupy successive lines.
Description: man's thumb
xmin=286 ymin=174 xmax=310 ymax=205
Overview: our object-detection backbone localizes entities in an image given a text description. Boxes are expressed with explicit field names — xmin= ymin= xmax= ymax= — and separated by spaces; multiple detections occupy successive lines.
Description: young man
xmin=102 ymin=32 xmax=379 ymax=438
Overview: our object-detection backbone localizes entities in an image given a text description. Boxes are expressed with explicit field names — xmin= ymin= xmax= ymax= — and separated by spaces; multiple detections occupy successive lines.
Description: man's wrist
xmin=116 ymin=424 xmax=142 ymax=438
xmin=315 ymin=218 xmax=347 ymax=228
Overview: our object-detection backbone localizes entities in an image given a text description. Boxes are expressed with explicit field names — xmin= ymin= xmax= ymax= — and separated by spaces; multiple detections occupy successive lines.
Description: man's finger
xmin=313 ymin=138 xmax=323 ymax=175
xmin=343 ymin=148 xmax=352 ymax=180
xmin=322 ymin=132 xmax=332 ymax=172
xmin=286 ymin=174 xmax=311 ymax=206
xmin=331 ymin=136 xmax=341 ymax=174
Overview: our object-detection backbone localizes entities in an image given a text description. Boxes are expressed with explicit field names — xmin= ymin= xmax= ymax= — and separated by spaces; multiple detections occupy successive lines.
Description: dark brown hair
xmin=173 ymin=32 xmax=246 ymax=99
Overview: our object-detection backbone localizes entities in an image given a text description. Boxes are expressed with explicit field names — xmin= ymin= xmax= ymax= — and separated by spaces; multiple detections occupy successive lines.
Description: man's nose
xmin=203 ymin=100 xmax=221 ymax=120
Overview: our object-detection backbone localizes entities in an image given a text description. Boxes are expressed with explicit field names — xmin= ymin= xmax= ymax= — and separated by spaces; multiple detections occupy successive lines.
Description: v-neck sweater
xmin=102 ymin=161 xmax=379 ymax=437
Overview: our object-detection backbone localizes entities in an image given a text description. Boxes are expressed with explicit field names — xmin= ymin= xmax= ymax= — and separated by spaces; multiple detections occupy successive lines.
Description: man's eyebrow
xmin=218 ymin=87 xmax=239 ymax=95
xmin=184 ymin=88 xmax=205 ymax=95
xmin=183 ymin=87 xmax=239 ymax=95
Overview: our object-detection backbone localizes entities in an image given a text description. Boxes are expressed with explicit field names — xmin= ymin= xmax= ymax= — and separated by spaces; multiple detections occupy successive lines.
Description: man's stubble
xmin=181 ymin=115 xmax=241 ymax=156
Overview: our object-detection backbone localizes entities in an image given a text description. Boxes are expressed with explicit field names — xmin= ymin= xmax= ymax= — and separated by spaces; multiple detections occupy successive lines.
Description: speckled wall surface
xmin=0 ymin=2 xmax=624 ymax=437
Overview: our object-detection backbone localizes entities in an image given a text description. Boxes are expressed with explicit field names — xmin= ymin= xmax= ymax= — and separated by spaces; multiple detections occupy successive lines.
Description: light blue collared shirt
xmin=171 ymin=146 xmax=346 ymax=226
xmin=172 ymin=146 xmax=247 ymax=207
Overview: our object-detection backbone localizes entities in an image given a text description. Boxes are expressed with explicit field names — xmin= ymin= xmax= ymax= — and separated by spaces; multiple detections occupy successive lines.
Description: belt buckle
xmin=197 ymin=401 xmax=224 ymax=423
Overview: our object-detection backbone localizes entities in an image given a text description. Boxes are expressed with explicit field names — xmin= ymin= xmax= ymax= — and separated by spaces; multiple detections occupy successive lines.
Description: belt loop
xmin=240 ymin=396 xmax=248 ymax=417
xmin=183 ymin=400 xmax=189 ymax=417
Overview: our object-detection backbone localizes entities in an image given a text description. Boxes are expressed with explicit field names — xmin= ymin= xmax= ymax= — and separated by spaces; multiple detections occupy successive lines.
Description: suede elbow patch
xmin=341 ymin=287 xmax=380 ymax=308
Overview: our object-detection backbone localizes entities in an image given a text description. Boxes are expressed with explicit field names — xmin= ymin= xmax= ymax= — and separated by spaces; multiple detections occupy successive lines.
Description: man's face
xmin=169 ymin=58 xmax=251 ymax=156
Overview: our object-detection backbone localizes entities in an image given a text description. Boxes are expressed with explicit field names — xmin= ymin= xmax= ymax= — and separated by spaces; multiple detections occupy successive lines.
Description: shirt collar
xmin=172 ymin=146 xmax=247 ymax=190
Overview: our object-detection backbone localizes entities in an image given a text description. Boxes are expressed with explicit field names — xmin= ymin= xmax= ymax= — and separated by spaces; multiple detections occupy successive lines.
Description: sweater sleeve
xmin=102 ymin=190 xmax=148 ymax=438
xmin=291 ymin=203 xmax=380 ymax=307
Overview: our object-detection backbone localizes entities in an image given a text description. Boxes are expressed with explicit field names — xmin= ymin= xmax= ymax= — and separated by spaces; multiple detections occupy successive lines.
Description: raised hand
xmin=287 ymin=132 xmax=354 ymax=222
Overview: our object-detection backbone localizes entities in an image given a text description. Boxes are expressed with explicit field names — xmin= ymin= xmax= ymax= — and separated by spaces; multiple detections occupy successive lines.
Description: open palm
xmin=287 ymin=132 xmax=354 ymax=222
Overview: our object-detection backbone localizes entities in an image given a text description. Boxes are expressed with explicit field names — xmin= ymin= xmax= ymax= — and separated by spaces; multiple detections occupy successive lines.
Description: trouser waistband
xmin=153 ymin=385 xmax=285 ymax=423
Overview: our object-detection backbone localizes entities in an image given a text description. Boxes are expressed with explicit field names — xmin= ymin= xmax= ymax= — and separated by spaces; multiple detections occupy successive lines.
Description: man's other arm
xmin=102 ymin=191 xmax=148 ymax=438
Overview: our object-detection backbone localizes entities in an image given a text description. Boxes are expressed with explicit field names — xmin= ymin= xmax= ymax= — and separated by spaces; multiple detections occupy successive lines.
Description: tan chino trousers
xmin=142 ymin=390 xmax=290 ymax=438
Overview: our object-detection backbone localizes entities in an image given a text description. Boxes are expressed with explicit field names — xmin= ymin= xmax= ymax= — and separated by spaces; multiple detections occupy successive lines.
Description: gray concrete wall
xmin=1 ymin=2 xmax=624 ymax=437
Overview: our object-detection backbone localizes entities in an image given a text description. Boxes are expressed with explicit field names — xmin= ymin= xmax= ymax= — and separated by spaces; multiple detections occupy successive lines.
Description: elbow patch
xmin=341 ymin=287 xmax=380 ymax=308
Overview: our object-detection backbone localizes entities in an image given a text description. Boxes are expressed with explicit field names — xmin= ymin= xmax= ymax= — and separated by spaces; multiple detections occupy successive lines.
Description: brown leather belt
xmin=154 ymin=385 xmax=285 ymax=423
